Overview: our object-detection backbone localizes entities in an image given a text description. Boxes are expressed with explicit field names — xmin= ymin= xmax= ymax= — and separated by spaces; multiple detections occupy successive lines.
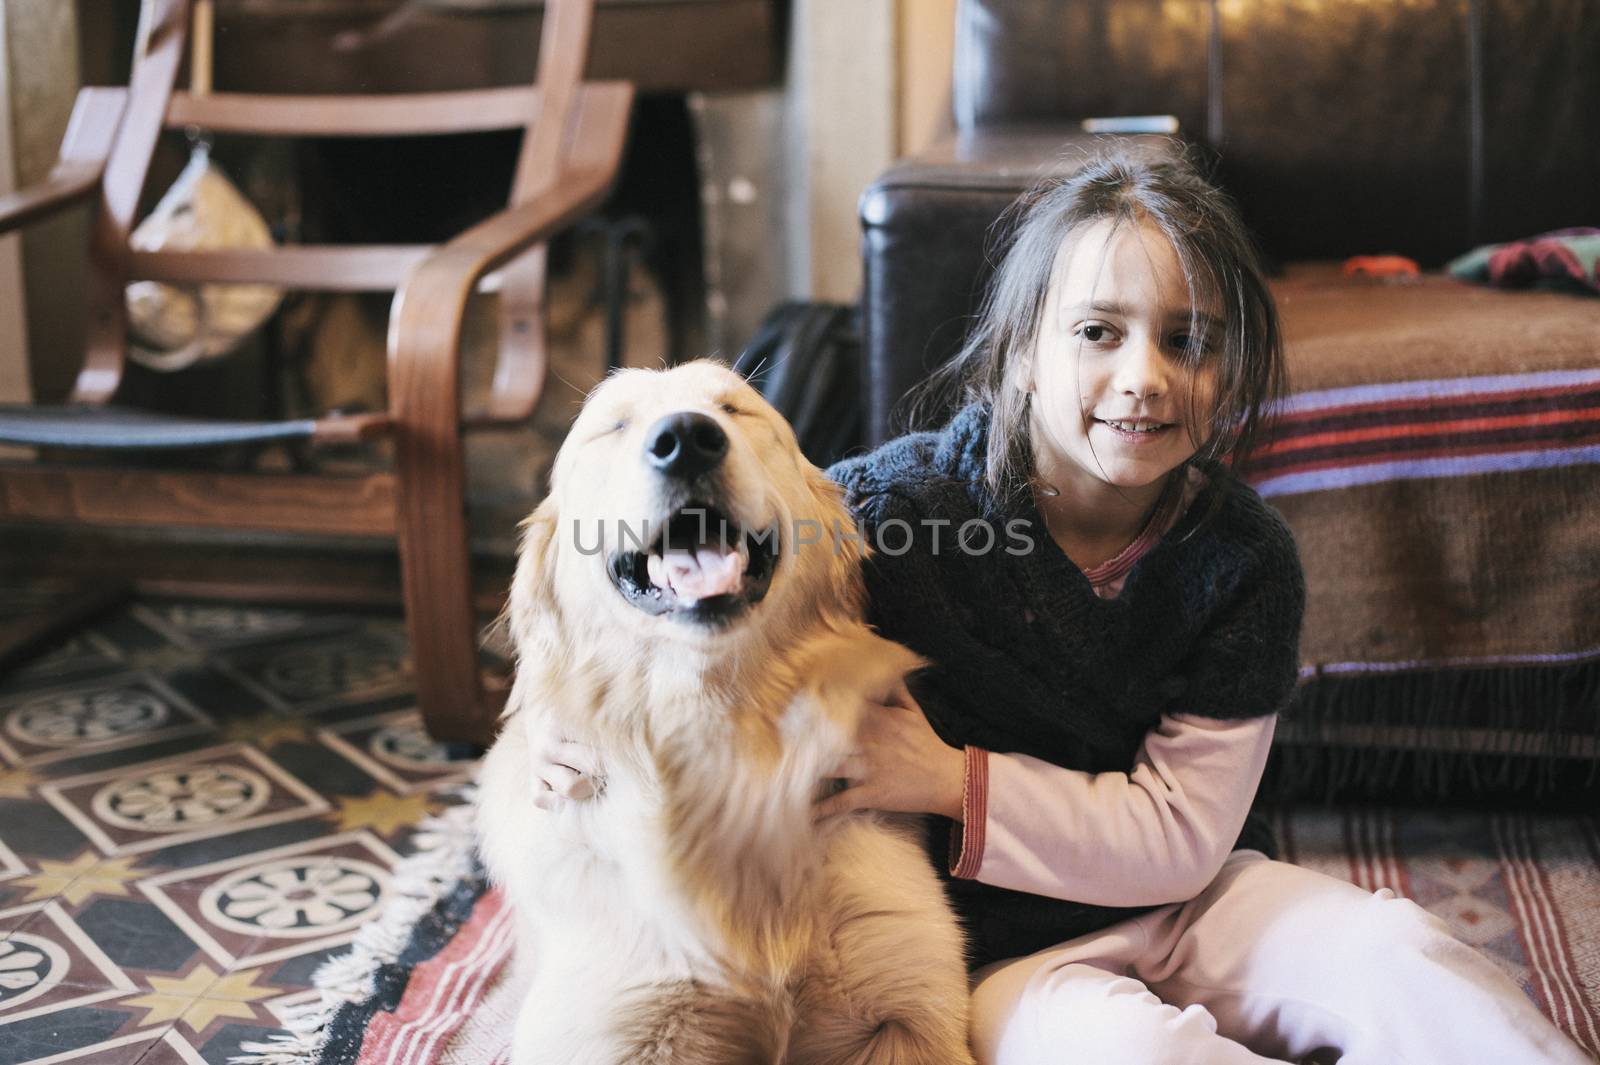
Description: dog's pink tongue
xmin=647 ymin=546 xmax=744 ymax=603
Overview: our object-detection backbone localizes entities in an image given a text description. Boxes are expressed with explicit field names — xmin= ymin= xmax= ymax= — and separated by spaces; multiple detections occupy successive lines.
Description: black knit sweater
xmin=825 ymin=402 xmax=1305 ymax=970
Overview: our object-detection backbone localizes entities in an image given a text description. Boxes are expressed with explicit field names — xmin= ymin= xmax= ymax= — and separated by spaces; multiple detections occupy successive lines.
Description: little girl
xmin=535 ymin=151 xmax=1592 ymax=1064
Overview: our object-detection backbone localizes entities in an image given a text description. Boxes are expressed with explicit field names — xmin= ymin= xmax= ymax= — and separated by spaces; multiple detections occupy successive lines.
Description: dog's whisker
xmin=548 ymin=365 xmax=587 ymax=398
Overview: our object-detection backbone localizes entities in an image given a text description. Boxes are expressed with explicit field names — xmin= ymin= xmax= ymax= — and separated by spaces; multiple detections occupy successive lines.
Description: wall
xmin=1 ymin=0 xmax=83 ymax=404
xmin=690 ymin=0 xmax=958 ymax=353
xmin=0 ymin=0 xmax=28 ymax=407
xmin=897 ymin=0 xmax=956 ymax=157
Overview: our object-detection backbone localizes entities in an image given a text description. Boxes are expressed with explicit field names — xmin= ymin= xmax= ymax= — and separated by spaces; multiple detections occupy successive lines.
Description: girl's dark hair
xmin=904 ymin=144 xmax=1285 ymax=508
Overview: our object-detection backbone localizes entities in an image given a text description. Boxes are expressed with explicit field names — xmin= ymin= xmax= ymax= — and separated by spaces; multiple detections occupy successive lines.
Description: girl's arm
xmin=812 ymin=689 xmax=1274 ymax=907
xmin=952 ymin=712 xmax=1275 ymax=906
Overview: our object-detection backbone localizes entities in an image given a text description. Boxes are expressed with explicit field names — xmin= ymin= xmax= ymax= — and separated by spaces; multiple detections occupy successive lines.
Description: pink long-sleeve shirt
xmin=949 ymin=715 xmax=1276 ymax=905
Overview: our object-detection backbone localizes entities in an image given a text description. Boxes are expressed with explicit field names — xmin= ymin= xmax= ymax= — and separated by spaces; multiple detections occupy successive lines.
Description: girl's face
xmin=1024 ymin=217 xmax=1221 ymax=499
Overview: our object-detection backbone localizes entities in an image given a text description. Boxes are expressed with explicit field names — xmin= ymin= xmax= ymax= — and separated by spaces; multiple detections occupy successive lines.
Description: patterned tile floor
xmin=0 ymin=595 xmax=485 ymax=1065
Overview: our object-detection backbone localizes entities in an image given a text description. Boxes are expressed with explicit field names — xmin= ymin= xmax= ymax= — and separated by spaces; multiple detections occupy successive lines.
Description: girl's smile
xmin=1097 ymin=418 xmax=1174 ymax=440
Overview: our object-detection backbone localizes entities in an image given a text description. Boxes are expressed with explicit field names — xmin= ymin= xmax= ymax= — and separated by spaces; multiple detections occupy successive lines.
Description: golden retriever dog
xmin=476 ymin=360 xmax=973 ymax=1065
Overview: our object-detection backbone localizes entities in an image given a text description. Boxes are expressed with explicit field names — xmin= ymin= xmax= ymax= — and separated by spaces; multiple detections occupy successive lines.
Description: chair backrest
xmin=953 ymin=0 xmax=1600 ymax=266
xmin=73 ymin=0 xmax=599 ymax=404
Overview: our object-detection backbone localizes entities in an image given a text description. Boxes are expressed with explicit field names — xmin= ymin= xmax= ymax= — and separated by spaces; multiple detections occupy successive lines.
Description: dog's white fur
xmin=476 ymin=361 xmax=974 ymax=1065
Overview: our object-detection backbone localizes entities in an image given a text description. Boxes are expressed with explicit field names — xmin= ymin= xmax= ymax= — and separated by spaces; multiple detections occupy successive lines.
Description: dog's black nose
xmin=644 ymin=411 xmax=728 ymax=479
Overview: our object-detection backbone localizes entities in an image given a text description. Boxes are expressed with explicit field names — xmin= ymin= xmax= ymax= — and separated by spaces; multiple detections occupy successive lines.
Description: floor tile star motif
xmin=124 ymin=963 xmax=275 ymax=1031
xmin=0 ymin=766 xmax=37 ymax=799
xmin=221 ymin=716 xmax=311 ymax=748
xmin=331 ymin=791 xmax=434 ymax=835
xmin=15 ymin=854 xmax=143 ymax=905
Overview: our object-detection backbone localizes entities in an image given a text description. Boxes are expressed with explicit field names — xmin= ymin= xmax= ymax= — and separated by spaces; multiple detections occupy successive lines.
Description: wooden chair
xmin=0 ymin=0 xmax=633 ymax=743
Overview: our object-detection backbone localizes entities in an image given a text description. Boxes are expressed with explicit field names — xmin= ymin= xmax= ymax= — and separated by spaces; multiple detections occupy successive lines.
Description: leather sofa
xmin=857 ymin=0 xmax=1600 ymax=805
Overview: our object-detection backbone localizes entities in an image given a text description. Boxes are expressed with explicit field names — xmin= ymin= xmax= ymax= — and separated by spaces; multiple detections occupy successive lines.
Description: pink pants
xmin=969 ymin=850 xmax=1594 ymax=1065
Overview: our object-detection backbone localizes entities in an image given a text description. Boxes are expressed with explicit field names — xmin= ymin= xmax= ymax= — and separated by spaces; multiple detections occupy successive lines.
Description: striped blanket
xmin=1249 ymin=368 xmax=1600 ymax=504
xmin=1238 ymin=268 xmax=1600 ymax=797
xmin=241 ymin=800 xmax=1600 ymax=1065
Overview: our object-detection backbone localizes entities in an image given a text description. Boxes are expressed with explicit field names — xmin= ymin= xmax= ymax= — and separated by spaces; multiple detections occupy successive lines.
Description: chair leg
xmin=393 ymin=377 xmax=499 ymax=745
xmin=394 ymin=444 xmax=499 ymax=744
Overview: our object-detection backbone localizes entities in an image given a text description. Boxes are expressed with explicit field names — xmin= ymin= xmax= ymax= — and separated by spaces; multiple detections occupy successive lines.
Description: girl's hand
xmin=531 ymin=737 xmax=605 ymax=811
xmin=813 ymin=680 xmax=965 ymax=822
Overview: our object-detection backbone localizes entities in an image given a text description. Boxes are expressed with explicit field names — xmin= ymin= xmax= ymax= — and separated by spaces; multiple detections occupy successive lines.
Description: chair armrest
xmin=0 ymin=165 xmax=103 ymax=236
xmin=0 ymin=87 xmax=126 ymax=237
xmin=389 ymin=77 xmax=631 ymax=409
xmin=388 ymin=162 xmax=621 ymax=396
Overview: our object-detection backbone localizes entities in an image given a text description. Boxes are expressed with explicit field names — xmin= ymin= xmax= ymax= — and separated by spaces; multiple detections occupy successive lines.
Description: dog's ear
xmin=854 ymin=639 xmax=927 ymax=709
xmin=802 ymin=632 xmax=927 ymax=736
xmin=509 ymin=495 xmax=563 ymax=662
xmin=804 ymin=470 xmax=871 ymax=614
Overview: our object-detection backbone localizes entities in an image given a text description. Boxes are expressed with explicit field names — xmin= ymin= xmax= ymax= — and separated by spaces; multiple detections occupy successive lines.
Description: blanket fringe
xmin=231 ymin=787 xmax=481 ymax=1065
xmin=1265 ymin=659 xmax=1600 ymax=803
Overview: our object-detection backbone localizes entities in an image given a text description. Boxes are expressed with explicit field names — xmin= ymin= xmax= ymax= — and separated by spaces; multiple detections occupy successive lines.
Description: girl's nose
xmin=1114 ymin=335 xmax=1170 ymax=400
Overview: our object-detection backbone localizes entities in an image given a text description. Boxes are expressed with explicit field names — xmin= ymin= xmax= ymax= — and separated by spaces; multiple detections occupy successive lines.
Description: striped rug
xmin=240 ymin=801 xmax=1600 ymax=1064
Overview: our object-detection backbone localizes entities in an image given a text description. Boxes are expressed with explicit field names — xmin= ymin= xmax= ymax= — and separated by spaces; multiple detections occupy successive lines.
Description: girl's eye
xmin=1172 ymin=333 xmax=1217 ymax=359
xmin=1078 ymin=323 xmax=1113 ymax=343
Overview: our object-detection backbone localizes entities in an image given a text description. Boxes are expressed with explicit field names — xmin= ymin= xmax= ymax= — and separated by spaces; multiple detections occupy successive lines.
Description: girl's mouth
xmin=1096 ymin=417 xmax=1173 ymax=440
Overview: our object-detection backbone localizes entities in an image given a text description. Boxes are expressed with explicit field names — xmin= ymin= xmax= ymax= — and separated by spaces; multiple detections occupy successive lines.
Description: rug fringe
xmin=232 ymin=786 xmax=482 ymax=1065
xmin=1267 ymin=659 xmax=1600 ymax=803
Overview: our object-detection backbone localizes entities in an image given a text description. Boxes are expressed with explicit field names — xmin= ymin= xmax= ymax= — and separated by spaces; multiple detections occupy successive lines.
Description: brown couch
xmin=859 ymin=0 xmax=1600 ymax=805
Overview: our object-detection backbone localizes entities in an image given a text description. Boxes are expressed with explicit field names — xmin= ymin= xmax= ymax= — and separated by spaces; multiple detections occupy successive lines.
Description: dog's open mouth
xmin=607 ymin=502 xmax=778 ymax=623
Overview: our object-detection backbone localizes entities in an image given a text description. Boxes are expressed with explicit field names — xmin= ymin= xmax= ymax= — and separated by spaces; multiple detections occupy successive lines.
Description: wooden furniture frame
xmin=0 ymin=0 xmax=632 ymax=743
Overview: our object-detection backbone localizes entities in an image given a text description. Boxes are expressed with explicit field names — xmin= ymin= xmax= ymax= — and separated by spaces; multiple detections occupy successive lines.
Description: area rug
xmin=240 ymin=799 xmax=1600 ymax=1064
